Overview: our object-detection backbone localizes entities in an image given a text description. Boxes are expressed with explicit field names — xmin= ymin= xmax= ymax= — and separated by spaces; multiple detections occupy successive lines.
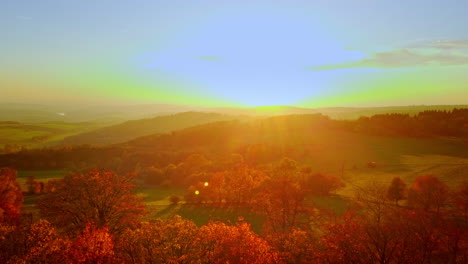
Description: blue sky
xmin=1 ymin=0 xmax=468 ymax=106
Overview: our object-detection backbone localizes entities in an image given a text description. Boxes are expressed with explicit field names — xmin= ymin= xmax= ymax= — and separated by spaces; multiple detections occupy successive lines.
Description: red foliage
xmin=0 ymin=167 xmax=23 ymax=224
xmin=197 ymin=221 xmax=281 ymax=264
xmin=38 ymin=169 xmax=145 ymax=235
xmin=69 ymin=223 xmax=115 ymax=264
xmin=408 ymin=175 xmax=449 ymax=212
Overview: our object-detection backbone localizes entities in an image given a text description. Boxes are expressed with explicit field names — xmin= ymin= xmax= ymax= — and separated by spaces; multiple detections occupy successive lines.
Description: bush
xmin=169 ymin=195 xmax=181 ymax=205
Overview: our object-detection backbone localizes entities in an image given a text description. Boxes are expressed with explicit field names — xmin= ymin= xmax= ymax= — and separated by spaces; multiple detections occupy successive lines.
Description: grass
xmin=177 ymin=205 xmax=265 ymax=233
xmin=0 ymin=122 xmax=102 ymax=150
xmin=136 ymin=186 xmax=186 ymax=206
xmin=310 ymin=195 xmax=352 ymax=215
xmin=136 ymin=185 xmax=266 ymax=232
xmin=16 ymin=170 xmax=66 ymax=191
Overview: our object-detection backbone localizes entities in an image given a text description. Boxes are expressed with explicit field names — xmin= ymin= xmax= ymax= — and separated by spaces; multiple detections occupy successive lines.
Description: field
xmin=0 ymin=122 xmax=103 ymax=152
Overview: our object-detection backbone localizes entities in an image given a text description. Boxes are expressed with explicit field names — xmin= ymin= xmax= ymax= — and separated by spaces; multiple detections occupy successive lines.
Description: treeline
xmin=0 ymin=109 xmax=466 ymax=171
xmin=339 ymin=108 xmax=468 ymax=137
xmin=1 ymin=163 xmax=467 ymax=263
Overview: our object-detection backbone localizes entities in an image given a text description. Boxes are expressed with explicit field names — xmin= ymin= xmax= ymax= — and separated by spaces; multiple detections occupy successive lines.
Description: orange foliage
xmin=196 ymin=221 xmax=281 ymax=264
xmin=0 ymin=167 xmax=23 ymax=224
xmin=69 ymin=223 xmax=115 ymax=264
xmin=408 ymin=175 xmax=449 ymax=212
xmin=116 ymin=215 xmax=198 ymax=264
xmin=38 ymin=170 xmax=145 ymax=235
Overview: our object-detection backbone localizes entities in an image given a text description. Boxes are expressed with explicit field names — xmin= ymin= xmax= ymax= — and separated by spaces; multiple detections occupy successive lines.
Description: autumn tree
xmin=255 ymin=177 xmax=306 ymax=233
xmin=206 ymin=171 xmax=226 ymax=204
xmin=0 ymin=219 xmax=71 ymax=264
xmin=304 ymin=172 xmax=345 ymax=196
xmin=0 ymin=167 xmax=23 ymax=224
xmin=408 ymin=175 xmax=449 ymax=213
xmin=69 ymin=223 xmax=116 ymax=264
xmin=224 ymin=164 xmax=269 ymax=205
xmin=38 ymin=169 xmax=145 ymax=235
xmin=21 ymin=220 xmax=71 ymax=264
xmin=26 ymin=175 xmax=36 ymax=194
xmin=319 ymin=211 xmax=370 ymax=264
xmin=265 ymin=228 xmax=318 ymax=264
xmin=386 ymin=176 xmax=407 ymax=205
xmin=355 ymin=181 xmax=389 ymax=223
xmin=116 ymin=215 xmax=198 ymax=264
xmin=196 ymin=221 xmax=281 ymax=264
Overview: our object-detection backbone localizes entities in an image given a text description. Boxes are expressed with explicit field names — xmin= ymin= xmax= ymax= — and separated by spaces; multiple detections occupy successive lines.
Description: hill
xmin=2 ymin=111 xmax=466 ymax=189
xmin=121 ymin=113 xmax=467 ymax=188
xmin=2 ymin=102 xmax=466 ymax=123
xmin=0 ymin=121 xmax=102 ymax=153
xmin=60 ymin=112 xmax=249 ymax=146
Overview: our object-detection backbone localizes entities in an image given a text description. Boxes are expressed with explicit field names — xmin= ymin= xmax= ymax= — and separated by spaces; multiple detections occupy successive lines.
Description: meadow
xmin=0 ymin=121 xmax=102 ymax=152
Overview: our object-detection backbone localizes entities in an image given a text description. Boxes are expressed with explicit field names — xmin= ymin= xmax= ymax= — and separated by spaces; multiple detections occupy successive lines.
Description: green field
xmin=0 ymin=122 xmax=103 ymax=152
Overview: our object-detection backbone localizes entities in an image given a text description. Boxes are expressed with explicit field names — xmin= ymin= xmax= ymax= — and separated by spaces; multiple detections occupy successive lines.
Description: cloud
xmin=425 ymin=39 xmax=468 ymax=50
xmin=309 ymin=48 xmax=468 ymax=71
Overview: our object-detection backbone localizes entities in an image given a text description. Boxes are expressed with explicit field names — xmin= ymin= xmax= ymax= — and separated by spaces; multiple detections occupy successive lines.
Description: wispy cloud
xmin=422 ymin=39 xmax=468 ymax=50
xmin=309 ymin=43 xmax=468 ymax=71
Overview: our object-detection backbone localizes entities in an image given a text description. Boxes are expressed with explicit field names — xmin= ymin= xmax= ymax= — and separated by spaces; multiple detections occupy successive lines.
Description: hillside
xmin=3 ymin=111 xmax=467 ymax=190
xmin=121 ymin=113 xmax=467 ymax=188
xmin=60 ymin=112 xmax=249 ymax=146
xmin=3 ymin=102 xmax=466 ymax=123
xmin=0 ymin=121 xmax=102 ymax=153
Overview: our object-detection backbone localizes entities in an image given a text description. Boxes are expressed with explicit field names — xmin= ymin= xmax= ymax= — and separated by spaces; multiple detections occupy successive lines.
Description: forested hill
xmin=2 ymin=109 xmax=466 ymax=176
xmin=126 ymin=108 xmax=468 ymax=150
xmin=60 ymin=112 xmax=248 ymax=146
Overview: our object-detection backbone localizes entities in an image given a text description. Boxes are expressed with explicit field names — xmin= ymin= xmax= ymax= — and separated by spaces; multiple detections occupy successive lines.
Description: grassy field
xmin=0 ymin=122 xmax=103 ymax=151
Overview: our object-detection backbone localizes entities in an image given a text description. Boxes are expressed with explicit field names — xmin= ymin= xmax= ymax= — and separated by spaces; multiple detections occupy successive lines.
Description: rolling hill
xmin=60 ymin=112 xmax=249 ymax=146
xmin=122 ymin=114 xmax=467 ymax=189
xmin=3 ymin=111 xmax=466 ymax=191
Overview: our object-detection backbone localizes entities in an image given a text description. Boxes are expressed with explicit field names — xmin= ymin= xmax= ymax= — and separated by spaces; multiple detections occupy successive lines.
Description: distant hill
xmin=0 ymin=103 xmax=202 ymax=123
xmin=60 ymin=112 xmax=249 ymax=146
xmin=2 ymin=112 xmax=467 ymax=188
xmin=315 ymin=105 xmax=468 ymax=119
xmin=2 ymin=102 xmax=466 ymax=122
xmin=0 ymin=121 xmax=101 ymax=153
xmin=207 ymin=105 xmax=468 ymax=119
xmin=120 ymin=113 xmax=467 ymax=187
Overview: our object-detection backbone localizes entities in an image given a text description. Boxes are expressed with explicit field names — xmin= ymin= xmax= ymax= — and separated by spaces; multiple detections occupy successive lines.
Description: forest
xmin=0 ymin=109 xmax=467 ymax=263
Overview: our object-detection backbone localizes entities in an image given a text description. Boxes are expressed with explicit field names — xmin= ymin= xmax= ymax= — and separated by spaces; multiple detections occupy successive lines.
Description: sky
xmin=1 ymin=0 xmax=468 ymax=107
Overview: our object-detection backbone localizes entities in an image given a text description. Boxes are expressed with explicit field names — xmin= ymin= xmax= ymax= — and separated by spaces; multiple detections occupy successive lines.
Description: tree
xmin=38 ymin=169 xmax=145 ymax=235
xmin=116 ymin=215 xmax=198 ymax=264
xmin=386 ymin=177 xmax=407 ymax=205
xmin=22 ymin=220 xmax=71 ymax=264
xmin=196 ymin=221 xmax=280 ymax=264
xmin=304 ymin=172 xmax=345 ymax=196
xmin=0 ymin=167 xmax=23 ymax=224
xmin=69 ymin=223 xmax=115 ymax=264
xmin=169 ymin=195 xmax=181 ymax=205
xmin=408 ymin=175 xmax=449 ymax=213
xmin=319 ymin=211 xmax=370 ymax=264
xmin=265 ymin=228 xmax=318 ymax=264
xmin=255 ymin=177 xmax=306 ymax=233
xmin=224 ymin=164 xmax=269 ymax=205
xmin=355 ymin=181 xmax=389 ymax=223
xmin=26 ymin=175 xmax=36 ymax=194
